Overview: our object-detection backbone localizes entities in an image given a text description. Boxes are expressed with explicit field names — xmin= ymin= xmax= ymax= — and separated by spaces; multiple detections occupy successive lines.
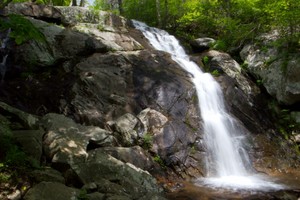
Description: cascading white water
xmin=132 ymin=20 xmax=284 ymax=190
xmin=0 ymin=28 xmax=10 ymax=82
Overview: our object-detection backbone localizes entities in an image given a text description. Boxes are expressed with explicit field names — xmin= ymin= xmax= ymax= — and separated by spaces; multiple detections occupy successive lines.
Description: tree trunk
xmin=156 ymin=0 xmax=162 ymax=27
xmin=118 ymin=0 xmax=123 ymax=14
xmin=79 ymin=0 xmax=85 ymax=7
xmin=72 ymin=0 xmax=77 ymax=6
xmin=163 ymin=0 xmax=168 ymax=27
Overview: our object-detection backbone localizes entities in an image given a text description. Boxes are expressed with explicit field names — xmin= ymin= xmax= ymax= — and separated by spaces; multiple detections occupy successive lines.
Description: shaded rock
xmin=106 ymin=195 xmax=131 ymax=200
xmin=4 ymin=2 xmax=62 ymax=22
xmin=23 ymin=182 xmax=79 ymax=200
xmin=98 ymin=146 xmax=155 ymax=171
xmin=72 ymin=150 xmax=164 ymax=199
xmin=0 ymin=102 xmax=39 ymax=130
xmin=240 ymin=32 xmax=300 ymax=105
xmin=6 ymin=190 xmax=21 ymax=200
xmin=86 ymin=192 xmax=105 ymax=200
xmin=12 ymin=130 xmax=44 ymax=164
xmin=108 ymin=113 xmax=139 ymax=146
xmin=30 ymin=168 xmax=65 ymax=184
xmin=190 ymin=37 xmax=215 ymax=53
xmin=41 ymin=113 xmax=115 ymax=170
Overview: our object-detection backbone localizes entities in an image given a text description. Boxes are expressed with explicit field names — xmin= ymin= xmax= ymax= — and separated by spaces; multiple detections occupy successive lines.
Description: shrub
xmin=0 ymin=14 xmax=46 ymax=45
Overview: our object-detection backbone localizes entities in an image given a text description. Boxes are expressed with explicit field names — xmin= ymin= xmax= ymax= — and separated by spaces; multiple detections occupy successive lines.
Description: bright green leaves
xmin=0 ymin=14 xmax=46 ymax=45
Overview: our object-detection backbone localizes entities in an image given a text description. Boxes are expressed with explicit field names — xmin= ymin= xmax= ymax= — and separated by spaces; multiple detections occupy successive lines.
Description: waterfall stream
xmin=0 ymin=28 xmax=10 ymax=82
xmin=132 ymin=20 xmax=284 ymax=190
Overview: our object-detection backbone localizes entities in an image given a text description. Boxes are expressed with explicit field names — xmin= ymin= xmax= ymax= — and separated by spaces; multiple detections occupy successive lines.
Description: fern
xmin=0 ymin=14 xmax=46 ymax=45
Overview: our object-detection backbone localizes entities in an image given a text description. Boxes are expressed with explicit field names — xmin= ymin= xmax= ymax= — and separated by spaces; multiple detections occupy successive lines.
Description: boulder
xmin=86 ymin=192 xmax=105 ymax=200
xmin=190 ymin=37 xmax=215 ymax=53
xmin=240 ymin=32 xmax=300 ymax=105
xmin=72 ymin=150 xmax=165 ymax=199
xmin=0 ymin=101 xmax=39 ymax=130
xmin=41 ymin=113 xmax=115 ymax=170
xmin=98 ymin=146 xmax=155 ymax=171
xmin=137 ymin=108 xmax=168 ymax=138
xmin=30 ymin=168 xmax=65 ymax=184
xmin=108 ymin=113 xmax=139 ymax=146
xmin=4 ymin=2 xmax=62 ymax=22
xmin=12 ymin=130 xmax=44 ymax=164
xmin=23 ymin=182 xmax=79 ymax=200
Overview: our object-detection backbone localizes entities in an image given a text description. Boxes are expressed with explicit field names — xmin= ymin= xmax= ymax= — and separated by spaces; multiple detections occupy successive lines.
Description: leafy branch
xmin=0 ymin=14 xmax=46 ymax=45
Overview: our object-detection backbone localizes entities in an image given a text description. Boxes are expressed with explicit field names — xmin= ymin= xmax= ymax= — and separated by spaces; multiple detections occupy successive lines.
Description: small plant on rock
xmin=142 ymin=133 xmax=153 ymax=150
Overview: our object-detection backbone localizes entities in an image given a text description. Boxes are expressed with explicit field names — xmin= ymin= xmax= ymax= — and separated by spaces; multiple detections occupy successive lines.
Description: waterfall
xmin=0 ymin=28 xmax=11 ymax=83
xmin=132 ymin=20 xmax=284 ymax=190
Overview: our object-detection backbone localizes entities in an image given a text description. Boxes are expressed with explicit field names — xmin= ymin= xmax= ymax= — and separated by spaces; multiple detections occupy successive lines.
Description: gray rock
xmin=240 ymin=33 xmax=300 ymax=105
xmin=86 ymin=192 xmax=105 ymax=200
xmin=4 ymin=2 xmax=62 ymax=20
xmin=6 ymin=190 xmax=21 ymax=200
xmin=98 ymin=146 xmax=155 ymax=171
xmin=72 ymin=150 xmax=164 ymax=199
xmin=41 ymin=113 xmax=115 ymax=169
xmin=190 ymin=37 xmax=216 ymax=53
xmin=110 ymin=113 xmax=139 ymax=146
xmin=294 ymin=134 xmax=300 ymax=143
xmin=69 ymin=50 xmax=201 ymax=176
xmin=137 ymin=108 xmax=168 ymax=138
xmin=0 ymin=102 xmax=39 ymax=130
xmin=30 ymin=168 xmax=65 ymax=184
xmin=12 ymin=130 xmax=44 ymax=164
xmin=105 ymin=195 xmax=132 ymax=200
xmin=23 ymin=182 xmax=79 ymax=200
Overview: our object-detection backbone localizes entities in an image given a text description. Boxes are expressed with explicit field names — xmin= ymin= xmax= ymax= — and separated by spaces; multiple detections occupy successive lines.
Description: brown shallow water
xmin=166 ymin=173 xmax=300 ymax=200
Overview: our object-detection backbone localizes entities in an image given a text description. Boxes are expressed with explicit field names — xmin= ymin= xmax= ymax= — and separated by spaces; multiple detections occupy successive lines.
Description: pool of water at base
xmin=166 ymin=173 xmax=300 ymax=200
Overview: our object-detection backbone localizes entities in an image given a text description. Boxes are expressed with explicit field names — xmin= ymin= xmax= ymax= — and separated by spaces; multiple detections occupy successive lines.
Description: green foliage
xmin=153 ymin=155 xmax=165 ymax=168
xmin=77 ymin=189 xmax=88 ymax=200
xmin=0 ymin=171 xmax=11 ymax=183
xmin=0 ymin=118 xmax=35 ymax=174
xmin=256 ymin=79 xmax=263 ymax=86
xmin=211 ymin=40 xmax=227 ymax=51
xmin=0 ymin=14 xmax=46 ymax=45
xmin=142 ymin=133 xmax=153 ymax=150
xmin=267 ymin=101 xmax=300 ymax=154
xmin=72 ymin=0 xmax=300 ymax=53
xmin=211 ymin=70 xmax=220 ymax=77
xmin=5 ymin=146 xmax=28 ymax=167
xmin=202 ymin=56 xmax=209 ymax=65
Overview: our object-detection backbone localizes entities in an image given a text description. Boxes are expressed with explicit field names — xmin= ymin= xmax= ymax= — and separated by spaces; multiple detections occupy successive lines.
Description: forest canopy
xmin=96 ymin=0 xmax=300 ymax=52
xmin=1 ymin=0 xmax=299 ymax=52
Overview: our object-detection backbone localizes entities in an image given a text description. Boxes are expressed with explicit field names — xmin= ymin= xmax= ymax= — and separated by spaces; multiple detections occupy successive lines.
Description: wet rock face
xmin=191 ymin=50 xmax=300 ymax=174
xmin=192 ymin=50 xmax=274 ymax=133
